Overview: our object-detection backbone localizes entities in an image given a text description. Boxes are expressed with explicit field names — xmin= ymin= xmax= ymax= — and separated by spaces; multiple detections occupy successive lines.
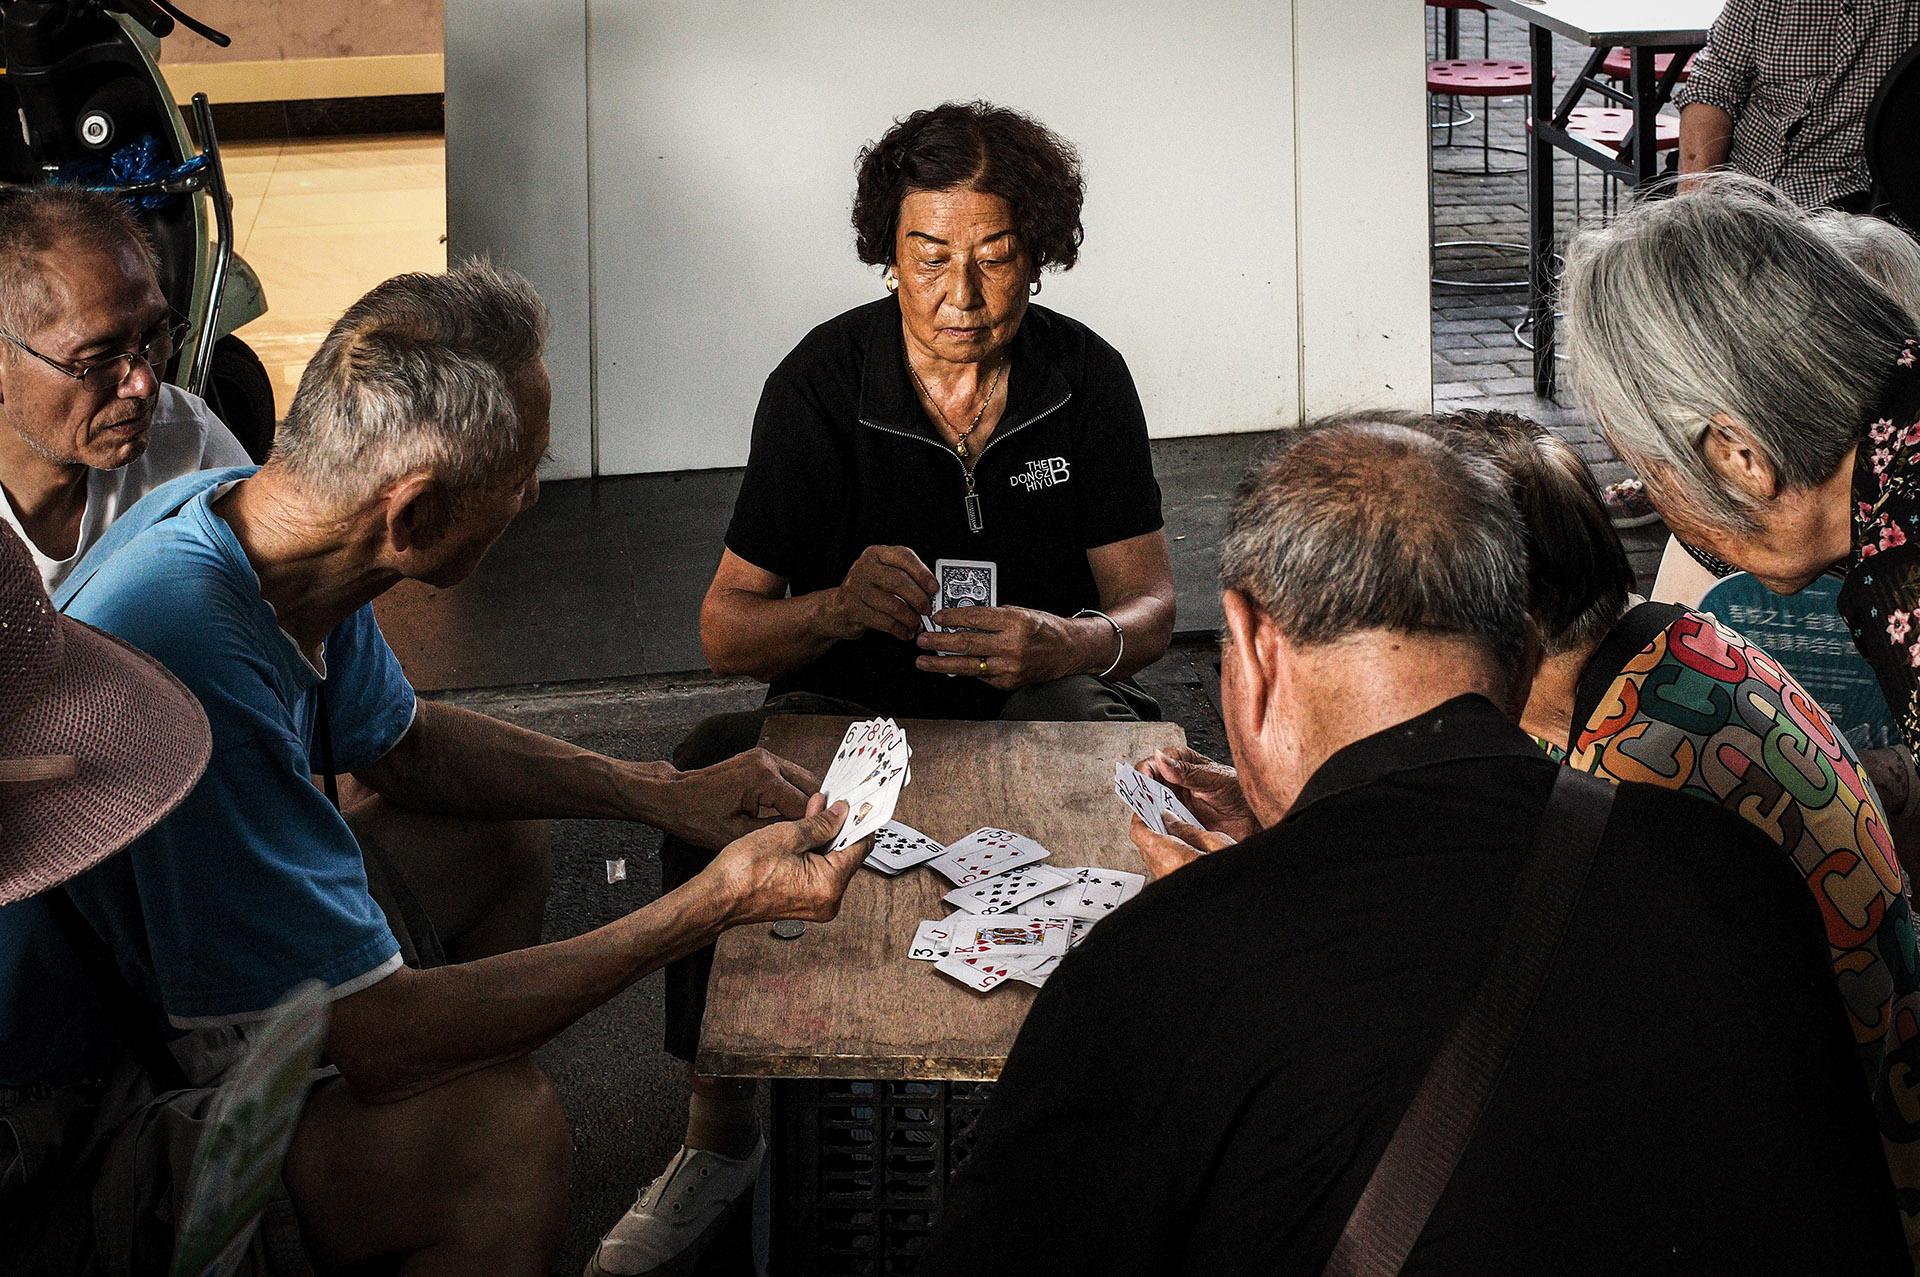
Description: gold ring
xmin=978 ymin=658 xmax=989 ymax=675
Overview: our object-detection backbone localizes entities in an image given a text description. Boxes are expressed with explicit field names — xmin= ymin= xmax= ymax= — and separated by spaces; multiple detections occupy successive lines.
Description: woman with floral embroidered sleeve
xmin=1562 ymin=179 xmax=1920 ymax=828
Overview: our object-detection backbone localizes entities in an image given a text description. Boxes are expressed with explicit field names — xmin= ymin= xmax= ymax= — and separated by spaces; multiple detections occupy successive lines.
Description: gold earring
xmin=1029 ymin=277 xmax=1042 ymax=297
xmin=885 ymin=272 xmax=899 ymax=292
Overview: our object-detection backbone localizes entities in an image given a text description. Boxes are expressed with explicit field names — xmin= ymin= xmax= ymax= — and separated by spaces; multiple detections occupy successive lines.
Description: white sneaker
xmin=585 ymin=1140 xmax=765 ymax=1277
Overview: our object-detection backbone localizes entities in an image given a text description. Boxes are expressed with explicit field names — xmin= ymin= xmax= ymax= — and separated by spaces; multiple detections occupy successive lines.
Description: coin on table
xmin=771 ymin=920 xmax=806 ymax=940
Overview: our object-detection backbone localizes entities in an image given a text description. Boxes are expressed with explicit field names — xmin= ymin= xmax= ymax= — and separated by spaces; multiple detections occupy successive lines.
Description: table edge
xmin=1477 ymin=0 xmax=1713 ymax=47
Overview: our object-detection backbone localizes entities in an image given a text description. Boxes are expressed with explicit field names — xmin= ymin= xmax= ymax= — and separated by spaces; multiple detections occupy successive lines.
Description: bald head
xmin=1220 ymin=414 xmax=1530 ymax=680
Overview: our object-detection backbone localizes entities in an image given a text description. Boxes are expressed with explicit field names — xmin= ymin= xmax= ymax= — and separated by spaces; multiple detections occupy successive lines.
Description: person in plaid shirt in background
xmin=1676 ymin=0 xmax=1920 ymax=211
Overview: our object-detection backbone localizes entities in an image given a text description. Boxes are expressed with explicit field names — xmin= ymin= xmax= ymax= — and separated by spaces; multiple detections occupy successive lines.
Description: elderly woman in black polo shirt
xmin=585 ymin=102 xmax=1175 ymax=1277
xmin=702 ymin=99 xmax=1174 ymax=723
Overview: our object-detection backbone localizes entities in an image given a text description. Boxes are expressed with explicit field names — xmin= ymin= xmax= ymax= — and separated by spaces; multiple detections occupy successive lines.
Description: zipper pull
xmin=964 ymin=469 xmax=984 ymax=533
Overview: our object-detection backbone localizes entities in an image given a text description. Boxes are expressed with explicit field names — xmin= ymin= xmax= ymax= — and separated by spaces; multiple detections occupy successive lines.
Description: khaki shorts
xmin=0 ymin=1059 xmax=313 ymax=1277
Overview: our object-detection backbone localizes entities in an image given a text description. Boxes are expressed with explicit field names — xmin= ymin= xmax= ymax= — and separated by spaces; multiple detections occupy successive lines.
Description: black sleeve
xmin=723 ymin=370 xmax=850 ymax=581
xmin=1071 ymin=337 xmax=1164 ymax=550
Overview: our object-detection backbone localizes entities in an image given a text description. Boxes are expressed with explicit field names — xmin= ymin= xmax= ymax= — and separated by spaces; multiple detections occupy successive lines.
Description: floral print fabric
xmin=1842 ymin=339 xmax=1920 ymax=747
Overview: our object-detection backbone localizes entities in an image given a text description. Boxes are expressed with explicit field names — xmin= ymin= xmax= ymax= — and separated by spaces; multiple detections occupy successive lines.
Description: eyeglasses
xmin=0 ymin=318 xmax=190 ymax=387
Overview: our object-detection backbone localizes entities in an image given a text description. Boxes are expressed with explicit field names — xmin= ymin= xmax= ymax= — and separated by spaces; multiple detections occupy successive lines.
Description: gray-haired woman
xmin=1563 ymin=182 xmax=1920 ymax=813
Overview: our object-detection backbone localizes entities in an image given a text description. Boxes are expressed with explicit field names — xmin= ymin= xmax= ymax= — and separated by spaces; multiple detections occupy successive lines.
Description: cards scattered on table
xmin=930 ymin=827 xmax=1051 ymax=886
xmin=1114 ymin=760 xmax=1201 ymax=836
xmin=864 ymin=821 xmax=945 ymax=875
xmin=862 ymin=805 xmax=1138 ymax=993
xmin=822 ymin=719 xmax=913 ymax=852
xmin=924 ymin=558 xmax=997 ymax=631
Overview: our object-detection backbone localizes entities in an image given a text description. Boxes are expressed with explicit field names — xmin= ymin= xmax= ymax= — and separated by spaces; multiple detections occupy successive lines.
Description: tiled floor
xmin=1424 ymin=11 xmax=1672 ymax=585
xmin=223 ymin=133 xmax=447 ymax=413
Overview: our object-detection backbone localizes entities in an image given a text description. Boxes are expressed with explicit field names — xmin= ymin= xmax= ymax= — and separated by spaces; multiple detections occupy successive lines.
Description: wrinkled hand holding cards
xmin=869 ymin=818 xmax=1144 ymax=992
xmin=820 ymin=718 xmax=913 ymax=853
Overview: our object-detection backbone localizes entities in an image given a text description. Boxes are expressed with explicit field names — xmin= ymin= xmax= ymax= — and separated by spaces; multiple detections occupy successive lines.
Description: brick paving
xmin=1425 ymin=8 xmax=1672 ymax=585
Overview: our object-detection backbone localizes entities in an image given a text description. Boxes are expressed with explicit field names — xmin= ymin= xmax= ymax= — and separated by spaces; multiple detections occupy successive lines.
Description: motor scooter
xmin=0 ymin=0 xmax=277 ymax=459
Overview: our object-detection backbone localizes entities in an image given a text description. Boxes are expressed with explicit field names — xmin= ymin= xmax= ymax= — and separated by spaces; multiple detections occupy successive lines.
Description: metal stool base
xmin=1514 ymin=313 xmax=1569 ymax=358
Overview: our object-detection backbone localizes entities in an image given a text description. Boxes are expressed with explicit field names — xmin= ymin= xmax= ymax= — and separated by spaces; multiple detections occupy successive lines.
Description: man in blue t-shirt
xmin=1 ymin=264 xmax=870 ymax=1276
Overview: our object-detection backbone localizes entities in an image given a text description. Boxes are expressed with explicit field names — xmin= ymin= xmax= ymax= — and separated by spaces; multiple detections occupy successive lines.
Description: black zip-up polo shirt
xmin=724 ymin=296 xmax=1163 ymax=719
xmin=920 ymin=696 xmax=1908 ymax=1274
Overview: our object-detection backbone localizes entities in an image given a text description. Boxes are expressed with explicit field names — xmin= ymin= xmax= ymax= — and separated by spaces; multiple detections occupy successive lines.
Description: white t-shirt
xmin=1 ymin=384 xmax=252 ymax=591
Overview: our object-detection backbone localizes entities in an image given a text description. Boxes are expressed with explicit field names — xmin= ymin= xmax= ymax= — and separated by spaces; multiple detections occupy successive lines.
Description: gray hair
xmin=0 ymin=185 xmax=160 ymax=337
xmin=1806 ymin=209 xmax=1920 ymax=324
xmin=1563 ymin=175 xmax=1911 ymax=534
xmin=271 ymin=260 xmax=549 ymax=511
xmin=1219 ymin=414 xmax=1531 ymax=681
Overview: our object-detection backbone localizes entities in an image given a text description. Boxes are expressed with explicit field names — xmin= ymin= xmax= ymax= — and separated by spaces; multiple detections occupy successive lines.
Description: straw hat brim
xmin=0 ymin=616 xmax=211 ymax=906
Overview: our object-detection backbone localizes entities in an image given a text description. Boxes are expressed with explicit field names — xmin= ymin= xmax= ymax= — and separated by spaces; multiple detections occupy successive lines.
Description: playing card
xmin=908 ymin=915 xmax=973 ymax=961
xmin=1113 ymin=761 xmax=1201 ymax=836
xmin=929 ymin=827 xmax=1051 ymax=886
xmin=940 ymin=863 xmax=1072 ymax=915
xmin=1025 ymin=866 xmax=1146 ymax=922
xmin=1012 ymin=953 xmax=1061 ymax=987
xmin=825 ymin=720 xmax=913 ymax=853
xmin=865 ymin=821 xmax=946 ymax=875
xmin=948 ymin=914 xmax=1074 ymax=958
xmin=825 ymin=718 xmax=901 ymax=801
xmin=933 ymin=951 xmax=1026 ymax=993
xmin=929 ymin=558 xmax=997 ymax=631
xmin=833 ymin=776 xmax=903 ymax=852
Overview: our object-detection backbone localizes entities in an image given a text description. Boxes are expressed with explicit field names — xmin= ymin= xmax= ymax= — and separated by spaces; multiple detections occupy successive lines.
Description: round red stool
xmin=1564 ymin=106 xmax=1681 ymax=151
xmin=1427 ymin=58 xmax=1531 ymax=97
xmin=1599 ymin=49 xmax=1691 ymax=83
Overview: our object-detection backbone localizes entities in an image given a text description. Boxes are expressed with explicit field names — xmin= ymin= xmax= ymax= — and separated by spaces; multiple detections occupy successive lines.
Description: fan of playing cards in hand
xmin=854 ymin=757 xmax=1203 ymax=993
xmin=818 ymin=718 xmax=915 ymax=852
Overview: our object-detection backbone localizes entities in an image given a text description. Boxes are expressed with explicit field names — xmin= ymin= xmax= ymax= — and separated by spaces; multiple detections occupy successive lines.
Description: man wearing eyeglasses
xmin=0 ymin=185 xmax=249 ymax=592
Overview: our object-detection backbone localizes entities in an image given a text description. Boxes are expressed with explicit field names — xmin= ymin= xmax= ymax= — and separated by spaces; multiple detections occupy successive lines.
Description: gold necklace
xmin=909 ymin=358 xmax=1004 ymax=460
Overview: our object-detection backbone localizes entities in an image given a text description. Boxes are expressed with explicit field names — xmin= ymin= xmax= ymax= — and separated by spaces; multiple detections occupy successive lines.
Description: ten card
xmin=865 ymin=821 xmax=946 ymax=875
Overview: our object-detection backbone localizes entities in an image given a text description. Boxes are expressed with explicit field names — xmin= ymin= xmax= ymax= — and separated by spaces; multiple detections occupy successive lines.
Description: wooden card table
xmin=696 ymin=713 xmax=1188 ymax=1273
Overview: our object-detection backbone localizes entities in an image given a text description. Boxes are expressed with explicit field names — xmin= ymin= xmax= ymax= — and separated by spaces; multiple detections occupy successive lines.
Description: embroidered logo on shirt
xmin=1010 ymin=457 xmax=1071 ymax=492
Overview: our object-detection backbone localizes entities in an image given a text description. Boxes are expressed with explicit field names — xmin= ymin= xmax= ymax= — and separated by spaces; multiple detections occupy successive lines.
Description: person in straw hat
xmin=0 ymin=519 xmax=235 ymax=1270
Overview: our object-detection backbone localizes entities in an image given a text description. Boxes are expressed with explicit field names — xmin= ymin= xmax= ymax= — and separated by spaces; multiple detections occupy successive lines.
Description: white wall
xmin=447 ymin=0 xmax=1430 ymax=479
xmin=444 ymin=0 xmax=593 ymax=478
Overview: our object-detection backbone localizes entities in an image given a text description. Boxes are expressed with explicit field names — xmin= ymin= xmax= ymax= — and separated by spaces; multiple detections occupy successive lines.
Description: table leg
xmin=1527 ymin=23 xmax=1557 ymax=399
xmin=1629 ymin=47 xmax=1659 ymax=188
xmin=1444 ymin=7 xmax=1460 ymax=60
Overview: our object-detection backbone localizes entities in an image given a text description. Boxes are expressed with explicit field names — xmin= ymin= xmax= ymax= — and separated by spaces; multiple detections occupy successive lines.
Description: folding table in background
xmin=1479 ymin=0 xmax=1725 ymax=396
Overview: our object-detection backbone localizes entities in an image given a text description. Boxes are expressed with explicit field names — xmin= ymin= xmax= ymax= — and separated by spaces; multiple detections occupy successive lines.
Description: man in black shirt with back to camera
xmin=918 ymin=415 xmax=1908 ymax=1275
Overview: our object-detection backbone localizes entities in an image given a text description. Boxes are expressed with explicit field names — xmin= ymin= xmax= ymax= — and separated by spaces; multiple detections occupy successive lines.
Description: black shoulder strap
xmin=44 ymin=888 xmax=188 ymax=1091
xmin=1323 ymin=766 xmax=1616 ymax=1277
xmin=1569 ymin=602 xmax=1688 ymax=750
